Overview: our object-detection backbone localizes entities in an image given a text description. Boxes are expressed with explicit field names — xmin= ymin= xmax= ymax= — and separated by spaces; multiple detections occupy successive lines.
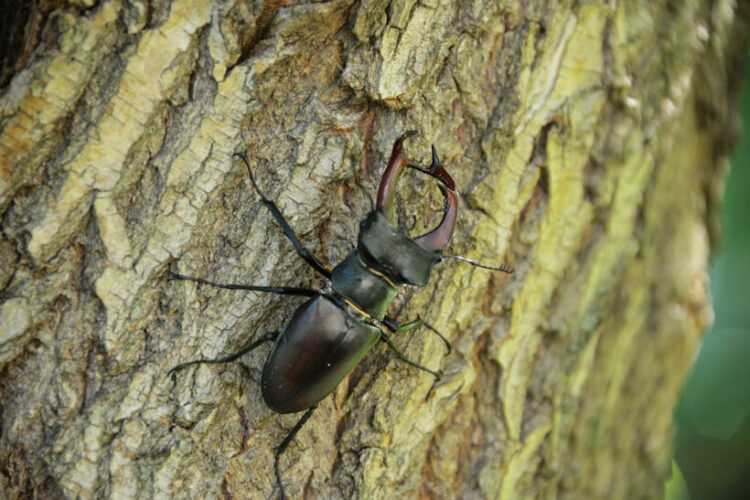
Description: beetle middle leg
xmin=169 ymin=331 xmax=279 ymax=380
xmin=234 ymin=153 xmax=332 ymax=279
xmin=167 ymin=272 xmax=318 ymax=379
xmin=168 ymin=271 xmax=319 ymax=298
xmin=379 ymin=332 xmax=442 ymax=379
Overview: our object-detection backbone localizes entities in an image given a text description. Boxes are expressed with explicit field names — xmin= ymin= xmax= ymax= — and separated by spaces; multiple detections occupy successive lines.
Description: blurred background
xmin=666 ymin=63 xmax=750 ymax=500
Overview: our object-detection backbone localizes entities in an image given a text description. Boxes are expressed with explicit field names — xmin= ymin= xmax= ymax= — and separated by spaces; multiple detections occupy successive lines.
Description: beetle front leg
xmin=383 ymin=316 xmax=452 ymax=353
xmin=235 ymin=153 xmax=332 ymax=280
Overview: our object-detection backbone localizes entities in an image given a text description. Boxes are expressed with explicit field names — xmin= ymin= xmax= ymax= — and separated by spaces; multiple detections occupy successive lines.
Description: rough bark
xmin=0 ymin=1 xmax=747 ymax=499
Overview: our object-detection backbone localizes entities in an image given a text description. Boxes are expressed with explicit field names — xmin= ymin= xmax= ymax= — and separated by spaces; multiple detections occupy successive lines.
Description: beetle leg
xmin=168 ymin=272 xmax=319 ymax=297
xmin=383 ymin=316 xmax=421 ymax=333
xmin=376 ymin=133 xmax=411 ymax=223
xmin=168 ymin=331 xmax=280 ymax=380
xmin=380 ymin=332 xmax=442 ymax=379
xmin=383 ymin=316 xmax=452 ymax=353
xmin=274 ymin=405 xmax=317 ymax=500
xmin=235 ymin=153 xmax=332 ymax=280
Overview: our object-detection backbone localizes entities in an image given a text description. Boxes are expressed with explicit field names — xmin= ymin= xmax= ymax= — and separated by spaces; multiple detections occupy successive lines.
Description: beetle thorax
xmin=330 ymin=211 xmax=442 ymax=320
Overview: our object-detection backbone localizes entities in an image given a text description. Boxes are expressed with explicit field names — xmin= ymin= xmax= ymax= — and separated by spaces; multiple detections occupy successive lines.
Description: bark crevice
xmin=0 ymin=1 xmax=747 ymax=499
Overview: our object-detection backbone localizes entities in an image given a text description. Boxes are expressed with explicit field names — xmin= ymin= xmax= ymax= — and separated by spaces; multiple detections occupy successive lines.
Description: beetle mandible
xmin=168 ymin=133 xmax=512 ymax=499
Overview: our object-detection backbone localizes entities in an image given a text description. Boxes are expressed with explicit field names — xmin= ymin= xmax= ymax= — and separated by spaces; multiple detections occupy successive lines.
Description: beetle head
xmin=359 ymin=135 xmax=458 ymax=286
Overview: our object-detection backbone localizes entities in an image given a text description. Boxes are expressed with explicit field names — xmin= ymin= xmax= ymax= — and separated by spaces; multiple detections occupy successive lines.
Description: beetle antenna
xmin=442 ymin=255 xmax=514 ymax=273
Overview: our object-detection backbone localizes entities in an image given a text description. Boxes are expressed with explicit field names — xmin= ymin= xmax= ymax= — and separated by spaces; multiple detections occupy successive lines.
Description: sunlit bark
xmin=0 ymin=1 xmax=747 ymax=498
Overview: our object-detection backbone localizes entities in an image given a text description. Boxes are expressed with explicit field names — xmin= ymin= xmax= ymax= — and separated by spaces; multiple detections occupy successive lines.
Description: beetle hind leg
xmin=274 ymin=405 xmax=318 ymax=500
xmin=168 ymin=331 xmax=279 ymax=380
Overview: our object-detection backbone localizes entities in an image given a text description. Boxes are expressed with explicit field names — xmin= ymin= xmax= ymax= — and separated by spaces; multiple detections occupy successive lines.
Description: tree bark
xmin=0 ymin=1 xmax=747 ymax=499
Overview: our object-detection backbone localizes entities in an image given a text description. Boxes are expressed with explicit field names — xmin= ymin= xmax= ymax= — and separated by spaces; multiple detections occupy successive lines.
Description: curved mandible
xmin=376 ymin=133 xmax=413 ymax=222
xmin=375 ymin=134 xmax=459 ymax=252
xmin=413 ymin=146 xmax=458 ymax=252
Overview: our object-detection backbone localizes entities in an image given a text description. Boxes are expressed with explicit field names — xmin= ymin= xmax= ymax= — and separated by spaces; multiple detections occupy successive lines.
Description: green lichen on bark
xmin=0 ymin=1 xmax=747 ymax=499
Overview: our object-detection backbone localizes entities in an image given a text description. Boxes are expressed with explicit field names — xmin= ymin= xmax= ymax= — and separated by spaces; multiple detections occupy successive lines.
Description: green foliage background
xmin=668 ymin=66 xmax=750 ymax=500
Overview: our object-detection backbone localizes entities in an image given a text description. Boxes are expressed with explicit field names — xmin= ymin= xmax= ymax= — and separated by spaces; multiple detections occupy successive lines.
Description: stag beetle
xmin=168 ymin=133 xmax=512 ymax=498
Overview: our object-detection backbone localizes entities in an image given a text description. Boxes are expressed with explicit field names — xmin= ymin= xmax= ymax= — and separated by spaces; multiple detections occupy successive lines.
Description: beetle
xmin=168 ymin=133 xmax=511 ymax=499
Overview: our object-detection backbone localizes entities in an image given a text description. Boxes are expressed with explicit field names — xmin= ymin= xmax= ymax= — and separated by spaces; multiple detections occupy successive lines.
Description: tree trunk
xmin=0 ymin=1 xmax=747 ymax=499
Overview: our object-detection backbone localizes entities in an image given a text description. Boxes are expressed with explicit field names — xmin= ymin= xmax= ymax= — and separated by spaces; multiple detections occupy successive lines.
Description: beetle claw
xmin=425 ymin=371 xmax=444 ymax=401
